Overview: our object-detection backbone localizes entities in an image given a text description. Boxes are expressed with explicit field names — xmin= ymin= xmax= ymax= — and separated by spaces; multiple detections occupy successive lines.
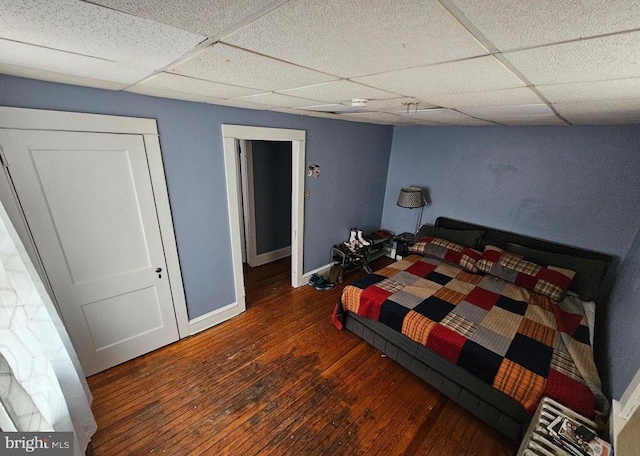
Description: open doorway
xmin=221 ymin=125 xmax=306 ymax=315
xmin=238 ymin=140 xmax=292 ymax=304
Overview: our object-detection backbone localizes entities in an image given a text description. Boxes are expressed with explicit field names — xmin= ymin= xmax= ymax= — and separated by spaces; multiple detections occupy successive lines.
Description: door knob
xmin=156 ymin=267 xmax=162 ymax=273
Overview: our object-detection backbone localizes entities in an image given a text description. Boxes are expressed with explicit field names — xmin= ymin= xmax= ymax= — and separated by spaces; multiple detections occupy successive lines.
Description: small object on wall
xmin=308 ymin=164 xmax=320 ymax=177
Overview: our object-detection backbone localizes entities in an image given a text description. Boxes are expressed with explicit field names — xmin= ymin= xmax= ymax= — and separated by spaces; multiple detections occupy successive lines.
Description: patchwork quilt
xmin=333 ymin=254 xmax=606 ymax=419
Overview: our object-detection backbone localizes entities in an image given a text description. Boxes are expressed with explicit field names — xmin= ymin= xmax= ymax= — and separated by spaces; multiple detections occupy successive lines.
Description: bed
xmin=332 ymin=217 xmax=613 ymax=442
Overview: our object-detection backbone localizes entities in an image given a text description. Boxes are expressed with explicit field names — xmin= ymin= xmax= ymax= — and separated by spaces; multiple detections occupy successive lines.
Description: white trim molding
xmin=254 ymin=246 xmax=292 ymax=268
xmin=188 ymin=302 xmax=239 ymax=335
xmin=221 ymin=124 xmax=306 ymax=309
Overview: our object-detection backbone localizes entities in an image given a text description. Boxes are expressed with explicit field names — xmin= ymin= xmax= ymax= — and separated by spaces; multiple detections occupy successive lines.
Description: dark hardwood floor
xmin=87 ymin=257 xmax=516 ymax=455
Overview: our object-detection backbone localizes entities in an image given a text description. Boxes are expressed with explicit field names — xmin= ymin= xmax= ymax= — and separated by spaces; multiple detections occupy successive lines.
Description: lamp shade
xmin=396 ymin=187 xmax=426 ymax=209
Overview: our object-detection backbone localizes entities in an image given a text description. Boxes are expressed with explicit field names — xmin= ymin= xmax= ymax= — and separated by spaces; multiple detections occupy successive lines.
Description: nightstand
xmin=392 ymin=232 xmax=417 ymax=260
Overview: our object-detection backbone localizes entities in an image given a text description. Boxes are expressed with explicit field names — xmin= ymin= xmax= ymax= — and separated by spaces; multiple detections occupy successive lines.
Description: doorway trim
xmin=0 ymin=106 xmax=190 ymax=339
xmin=221 ymin=125 xmax=306 ymax=311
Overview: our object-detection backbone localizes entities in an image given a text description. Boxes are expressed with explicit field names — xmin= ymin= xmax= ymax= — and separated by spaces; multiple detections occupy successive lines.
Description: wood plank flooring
xmin=87 ymin=257 xmax=516 ymax=455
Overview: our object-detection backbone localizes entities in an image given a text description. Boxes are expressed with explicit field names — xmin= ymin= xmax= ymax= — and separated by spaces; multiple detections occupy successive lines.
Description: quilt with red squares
xmin=333 ymin=254 xmax=606 ymax=419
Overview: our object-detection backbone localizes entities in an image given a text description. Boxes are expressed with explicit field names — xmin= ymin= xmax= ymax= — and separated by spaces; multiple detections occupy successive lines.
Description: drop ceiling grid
xmin=450 ymin=0 xmax=640 ymax=52
xmin=221 ymin=0 xmax=488 ymax=78
xmin=230 ymin=92 xmax=329 ymax=108
xmin=352 ymin=56 xmax=527 ymax=99
xmin=1 ymin=0 xmax=205 ymax=70
xmin=278 ymin=80 xmax=402 ymax=104
xmin=169 ymin=43 xmax=337 ymax=92
xmin=0 ymin=38 xmax=152 ymax=84
xmin=503 ymin=31 xmax=640 ymax=85
xmin=138 ymin=72 xmax=265 ymax=99
xmin=85 ymin=0 xmax=277 ymax=38
xmin=422 ymin=87 xmax=543 ymax=108
xmin=537 ymin=79 xmax=640 ymax=103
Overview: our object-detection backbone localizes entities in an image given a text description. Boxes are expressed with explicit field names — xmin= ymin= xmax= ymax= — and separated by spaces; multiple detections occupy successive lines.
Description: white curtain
xmin=0 ymin=201 xmax=96 ymax=455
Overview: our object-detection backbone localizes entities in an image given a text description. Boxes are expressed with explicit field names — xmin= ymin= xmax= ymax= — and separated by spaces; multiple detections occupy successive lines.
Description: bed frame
xmin=342 ymin=217 xmax=613 ymax=442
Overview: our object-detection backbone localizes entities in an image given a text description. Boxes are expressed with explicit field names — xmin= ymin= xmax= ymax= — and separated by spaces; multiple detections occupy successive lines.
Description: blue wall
xmin=251 ymin=140 xmax=292 ymax=255
xmin=0 ymin=74 xmax=393 ymax=319
xmin=602 ymin=226 xmax=640 ymax=400
xmin=382 ymin=124 xmax=640 ymax=398
xmin=382 ymin=126 xmax=640 ymax=261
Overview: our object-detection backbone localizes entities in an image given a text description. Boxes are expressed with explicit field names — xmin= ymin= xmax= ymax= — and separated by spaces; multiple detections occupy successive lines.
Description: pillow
xmin=410 ymin=236 xmax=482 ymax=272
xmin=415 ymin=225 xmax=485 ymax=249
xmin=505 ymin=243 xmax=609 ymax=302
xmin=476 ymin=245 xmax=576 ymax=301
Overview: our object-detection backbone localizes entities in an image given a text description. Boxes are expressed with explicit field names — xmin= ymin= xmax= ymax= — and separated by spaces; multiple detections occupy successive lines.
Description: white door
xmin=0 ymin=129 xmax=179 ymax=375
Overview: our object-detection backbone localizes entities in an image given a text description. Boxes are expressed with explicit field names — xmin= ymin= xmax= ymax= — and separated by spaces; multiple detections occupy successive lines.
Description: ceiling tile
xmin=205 ymin=98 xmax=269 ymax=110
xmin=136 ymin=72 xmax=263 ymax=98
xmin=1 ymin=0 xmax=204 ymax=71
xmin=423 ymin=87 xmax=542 ymax=108
xmin=223 ymin=0 xmax=487 ymax=77
xmin=459 ymin=104 xmax=553 ymax=118
xmin=338 ymin=112 xmax=413 ymax=125
xmin=537 ymin=79 xmax=640 ymax=103
xmin=364 ymin=97 xmax=436 ymax=112
xmin=0 ymin=61 xmax=128 ymax=91
xmin=504 ymin=32 xmax=640 ymax=85
xmin=353 ymin=56 xmax=525 ymax=98
xmin=451 ymin=0 xmax=640 ymax=51
xmin=126 ymin=85 xmax=225 ymax=104
xmin=554 ymin=99 xmax=640 ymax=124
xmin=86 ymin=0 xmax=275 ymax=38
xmin=231 ymin=92 xmax=326 ymax=108
xmin=279 ymin=80 xmax=400 ymax=104
xmin=495 ymin=116 xmax=567 ymax=126
xmin=0 ymin=39 xmax=150 ymax=84
xmin=294 ymin=104 xmax=361 ymax=113
xmin=398 ymin=108 xmax=473 ymax=121
xmin=432 ymin=118 xmax=498 ymax=126
xmin=170 ymin=43 xmax=336 ymax=91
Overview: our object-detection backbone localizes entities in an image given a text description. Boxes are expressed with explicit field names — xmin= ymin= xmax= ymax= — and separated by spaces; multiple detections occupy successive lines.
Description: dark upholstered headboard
xmin=434 ymin=217 xmax=614 ymax=305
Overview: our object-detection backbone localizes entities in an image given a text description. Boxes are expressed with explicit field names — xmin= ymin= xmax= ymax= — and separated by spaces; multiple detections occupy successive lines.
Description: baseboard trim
xmin=188 ymin=302 xmax=239 ymax=335
xmin=251 ymin=246 xmax=292 ymax=267
xmin=295 ymin=262 xmax=334 ymax=288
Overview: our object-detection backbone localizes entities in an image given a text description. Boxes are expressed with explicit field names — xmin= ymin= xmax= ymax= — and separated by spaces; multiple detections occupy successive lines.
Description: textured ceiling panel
xmin=338 ymin=112 xmax=413 ymax=125
xmin=278 ymin=80 xmax=400 ymax=103
xmin=459 ymin=104 xmax=553 ymax=118
xmin=353 ymin=56 xmax=525 ymax=98
xmin=0 ymin=39 xmax=151 ymax=84
xmin=138 ymin=73 xmax=263 ymax=98
xmin=423 ymin=87 xmax=543 ymax=108
xmin=451 ymin=0 xmax=640 ymax=51
xmin=231 ymin=92 xmax=325 ymax=108
xmin=496 ymin=116 xmax=567 ymax=126
xmin=537 ymin=79 xmax=640 ymax=103
xmin=431 ymin=118 xmax=497 ymax=126
xmin=364 ymin=97 xmax=436 ymax=112
xmin=504 ymin=32 xmax=640 ymax=85
xmin=294 ymin=104 xmax=361 ymax=113
xmin=170 ymin=43 xmax=336 ymax=91
xmin=399 ymin=108 xmax=474 ymax=121
xmin=0 ymin=62 xmax=128 ymax=91
xmin=554 ymin=99 xmax=640 ymax=124
xmin=126 ymin=85 xmax=225 ymax=104
xmin=223 ymin=0 xmax=487 ymax=77
xmin=0 ymin=0 xmax=205 ymax=71
xmin=86 ymin=0 xmax=275 ymax=37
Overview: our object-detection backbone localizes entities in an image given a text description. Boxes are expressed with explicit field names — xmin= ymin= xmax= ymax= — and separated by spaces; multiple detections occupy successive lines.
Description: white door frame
xmin=222 ymin=125 xmax=306 ymax=310
xmin=0 ymin=106 xmax=190 ymax=339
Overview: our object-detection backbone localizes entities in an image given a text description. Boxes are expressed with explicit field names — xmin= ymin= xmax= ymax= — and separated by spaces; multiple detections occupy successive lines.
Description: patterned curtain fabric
xmin=0 ymin=202 xmax=96 ymax=455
